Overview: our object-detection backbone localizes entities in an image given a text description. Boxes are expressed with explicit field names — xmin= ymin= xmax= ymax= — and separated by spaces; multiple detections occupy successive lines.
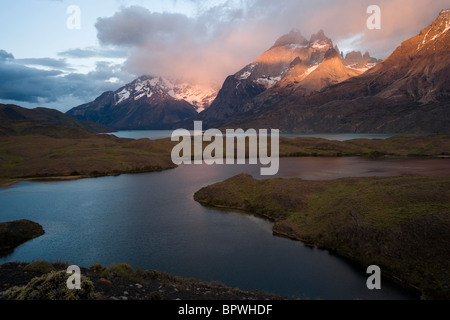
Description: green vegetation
xmin=278 ymin=134 xmax=450 ymax=158
xmin=0 ymin=220 xmax=45 ymax=254
xmin=1 ymin=127 xmax=448 ymax=186
xmin=194 ymin=174 xmax=450 ymax=299
xmin=23 ymin=260 xmax=55 ymax=273
xmin=0 ymin=132 xmax=177 ymax=186
xmin=1 ymin=270 xmax=95 ymax=300
xmin=99 ymin=263 xmax=135 ymax=281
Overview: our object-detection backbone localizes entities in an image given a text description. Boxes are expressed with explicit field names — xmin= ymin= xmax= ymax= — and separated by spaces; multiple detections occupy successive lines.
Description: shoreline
xmin=2 ymin=152 xmax=449 ymax=188
xmin=196 ymin=199 xmax=422 ymax=297
xmin=0 ymin=166 xmax=177 ymax=188
xmin=1 ymin=133 xmax=449 ymax=188
xmin=193 ymin=174 xmax=450 ymax=300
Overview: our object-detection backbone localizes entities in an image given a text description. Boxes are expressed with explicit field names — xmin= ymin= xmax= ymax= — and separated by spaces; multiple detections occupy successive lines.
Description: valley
xmin=0 ymin=4 xmax=449 ymax=302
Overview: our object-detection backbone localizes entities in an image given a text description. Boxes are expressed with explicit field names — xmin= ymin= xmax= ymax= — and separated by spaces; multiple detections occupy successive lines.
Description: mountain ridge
xmin=200 ymin=9 xmax=450 ymax=133
xmin=196 ymin=28 xmax=375 ymax=129
xmin=67 ymin=76 xmax=218 ymax=130
xmin=0 ymin=103 xmax=113 ymax=135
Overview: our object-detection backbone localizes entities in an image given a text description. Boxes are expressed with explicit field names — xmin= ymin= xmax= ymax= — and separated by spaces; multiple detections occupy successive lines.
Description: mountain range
xmin=200 ymin=9 xmax=450 ymax=133
xmin=67 ymin=77 xmax=218 ymax=130
xmin=66 ymin=9 xmax=450 ymax=133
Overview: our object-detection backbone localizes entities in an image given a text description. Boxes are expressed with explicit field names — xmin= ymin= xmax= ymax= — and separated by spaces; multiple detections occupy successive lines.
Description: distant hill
xmin=0 ymin=104 xmax=114 ymax=136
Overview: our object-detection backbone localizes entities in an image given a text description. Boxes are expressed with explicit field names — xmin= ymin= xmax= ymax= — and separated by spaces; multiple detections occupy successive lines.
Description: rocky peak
xmin=309 ymin=29 xmax=328 ymax=43
xmin=308 ymin=29 xmax=333 ymax=55
xmin=416 ymin=8 xmax=450 ymax=52
xmin=324 ymin=48 xmax=340 ymax=60
xmin=345 ymin=51 xmax=363 ymax=61
xmin=342 ymin=50 xmax=379 ymax=72
xmin=272 ymin=29 xmax=308 ymax=48
xmin=111 ymin=76 xmax=217 ymax=112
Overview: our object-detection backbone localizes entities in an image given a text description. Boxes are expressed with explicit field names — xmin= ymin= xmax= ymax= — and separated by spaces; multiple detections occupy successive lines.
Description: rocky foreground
xmin=0 ymin=261 xmax=287 ymax=300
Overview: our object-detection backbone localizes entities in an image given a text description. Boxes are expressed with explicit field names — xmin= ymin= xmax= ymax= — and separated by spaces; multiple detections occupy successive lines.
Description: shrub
xmin=89 ymin=263 xmax=105 ymax=273
xmin=1 ymin=270 xmax=95 ymax=300
xmin=23 ymin=260 xmax=55 ymax=273
xmin=100 ymin=263 xmax=134 ymax=281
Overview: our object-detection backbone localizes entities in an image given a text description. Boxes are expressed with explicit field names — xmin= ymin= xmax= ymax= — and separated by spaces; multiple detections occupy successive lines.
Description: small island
xmin=0 ymin=220 xmax=45 ymax=255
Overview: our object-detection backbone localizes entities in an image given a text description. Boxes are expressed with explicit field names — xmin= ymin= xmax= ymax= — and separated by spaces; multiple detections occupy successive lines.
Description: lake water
xmin=2 ymin=157 xmax=449 ymax=300
xmin=108 ymin=130 xmax=397 ymax=141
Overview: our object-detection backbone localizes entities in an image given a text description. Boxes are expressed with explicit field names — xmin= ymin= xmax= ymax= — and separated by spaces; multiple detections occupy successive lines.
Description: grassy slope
xmin=278 ymin=134 xmax=450 ymax=157
xmin=194 ymin=174 xmax=450 ymax=299
xmin=0 ymin=128 xmax=177 ymax=186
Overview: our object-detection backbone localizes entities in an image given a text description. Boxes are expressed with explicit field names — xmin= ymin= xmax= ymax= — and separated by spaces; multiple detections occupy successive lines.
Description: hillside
xmin=194 ymin=174 xmax=450 ymax=299
xmin=0 ymin=104 xmax=113 ymax=135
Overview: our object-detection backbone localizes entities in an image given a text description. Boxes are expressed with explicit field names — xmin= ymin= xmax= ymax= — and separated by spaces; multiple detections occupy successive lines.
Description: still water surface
xmin=109 ymin=130 xmax=397 ymax=141
xmin=1 ymin=157 xmax=449 ymax=299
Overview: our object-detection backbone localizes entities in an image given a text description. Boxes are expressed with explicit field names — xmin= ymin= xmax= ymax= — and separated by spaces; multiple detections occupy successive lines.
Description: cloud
xmin=96 ymin=6 xmax=196 ymax=47
xmin=3 ymin=0 xmax=449 ymax=111
xmin=0 ymin=52 xmax=133 ymax=110
xmin=58 ymin=47 xmax=128 ymax=59
xmin=94 ymin=1 xmax=449 ymax=85
xmin=14 ymin=57 xmax=75 ymax=71
xmin=0 ymin=49 xmax=14 ymax=60
xmin=95 ymin=4 xmax=270 ymax=85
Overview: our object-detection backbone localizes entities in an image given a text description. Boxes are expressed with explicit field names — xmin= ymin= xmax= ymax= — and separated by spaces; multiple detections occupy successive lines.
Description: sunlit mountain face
xmin=199 ymin=10 xmax=450 ymax=134
xmin=67 ymin=76 xmax=218 ymax=130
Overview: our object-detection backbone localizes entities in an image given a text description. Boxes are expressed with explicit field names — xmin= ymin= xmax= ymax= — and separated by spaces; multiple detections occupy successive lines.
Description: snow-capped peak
xmin=113 ymin=76 xmax=217 ymax=112
xmin=417 ymin=9 xmax=450 ymax=51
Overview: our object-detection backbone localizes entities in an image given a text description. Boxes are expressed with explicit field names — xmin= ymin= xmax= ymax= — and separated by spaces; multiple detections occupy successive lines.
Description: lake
xmin=2 ymin=157 xmax=449 ymax=299
xmin=108 ymin=130 xmax=397 ymax=141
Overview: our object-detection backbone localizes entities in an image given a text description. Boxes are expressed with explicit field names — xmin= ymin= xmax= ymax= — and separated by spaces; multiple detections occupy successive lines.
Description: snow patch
xmin=134 ymin=90 xmax=153 ymax=100
xmin=168 ymin=90 xmax=177 ymax=99
xmin=115 ymin=88 xmax=130 ymax=105
xmin=256 ymin=76 xmax=282 ymax=87
xmin=113 ymin=76 xmax=217 ymax=112
xmin=430 ymin=21 xmax=450 ymax=41
xmin=418 ymin=20 xmax=450 ymax=50
xmin=311 ymin=41 xmax=329 ymax=50
xmin=135 ymin=83 xmax=144 ymax=92
xmin=305 ymin=65 xmax=319 ymax=76
xmin=346 ymin=63 xmax=376 ymax=73
xmin=239 ymin=71 xmax=252 ymax=80
xmin=134 ymin=92 xmax=146 ymax=100
xmin=172 ymin=82 xmax=218 ymax=112
xmin=237 ymin=64 xmax=256 ymax=80
xmin=290 ymin=43 xmax=309 ymax=49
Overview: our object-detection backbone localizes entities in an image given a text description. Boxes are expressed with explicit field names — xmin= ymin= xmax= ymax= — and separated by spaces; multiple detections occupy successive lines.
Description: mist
xmin=96 ymin=0 xmax=449 ymax=85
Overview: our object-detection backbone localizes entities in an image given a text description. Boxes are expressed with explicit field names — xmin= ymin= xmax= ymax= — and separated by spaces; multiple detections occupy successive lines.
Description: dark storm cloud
xmin=0 ymin=53 xmax=132 ymax=104
xmin=15 ymin=57 xmax=75 ymax=71
xmin=0 ymin=59 xmax=63 ymax=103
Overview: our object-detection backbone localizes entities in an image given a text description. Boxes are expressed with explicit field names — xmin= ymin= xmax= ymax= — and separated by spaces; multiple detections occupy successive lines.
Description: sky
xmin=0 ymin=0 xmax=448 ymax=112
